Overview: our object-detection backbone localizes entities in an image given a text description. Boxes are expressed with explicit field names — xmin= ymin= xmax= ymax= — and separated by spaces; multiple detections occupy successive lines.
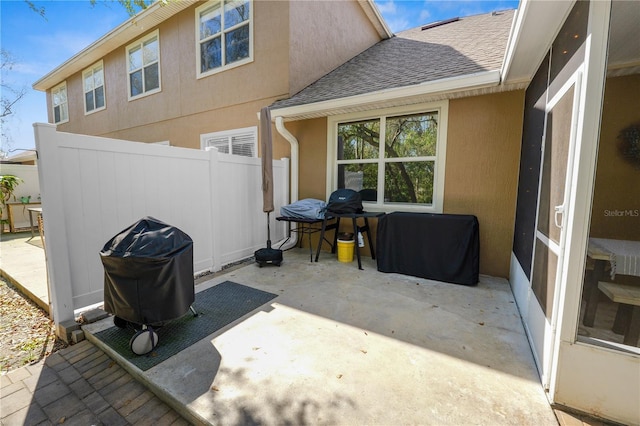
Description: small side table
xmin=275 ymin=216 xmax=336 ymax=262
xmin=315 ymin=211 xmax=385 ymax=270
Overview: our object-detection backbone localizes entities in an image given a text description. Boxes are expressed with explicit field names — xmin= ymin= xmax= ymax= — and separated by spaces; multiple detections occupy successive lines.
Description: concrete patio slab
xmin=83 ymin=249 xmax=558 ymax=425
xmin=0 ymin=231 xmax=49 ymax=313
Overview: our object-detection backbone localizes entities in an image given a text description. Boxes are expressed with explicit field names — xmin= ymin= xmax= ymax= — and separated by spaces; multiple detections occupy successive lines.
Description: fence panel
xmin=213 ymin=153 xmax=288 ymax=264
xmin=34 ymin=123 xmax=289 ymax=324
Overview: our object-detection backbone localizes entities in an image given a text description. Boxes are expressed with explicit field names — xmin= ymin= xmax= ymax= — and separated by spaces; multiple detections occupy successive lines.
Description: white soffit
xmin=502 ymin=0 xmax=575 ymax=85
xmin=33 ymin=1 xmax=197 ymax=91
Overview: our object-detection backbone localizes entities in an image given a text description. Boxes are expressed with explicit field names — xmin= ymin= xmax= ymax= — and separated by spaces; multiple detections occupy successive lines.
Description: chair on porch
xmin=37 ymin=213 xmax=45 ymax=248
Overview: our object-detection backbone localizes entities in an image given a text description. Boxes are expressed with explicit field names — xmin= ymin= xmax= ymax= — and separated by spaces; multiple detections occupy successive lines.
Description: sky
xmin=0 ymin=0 xmax=519 ymax=156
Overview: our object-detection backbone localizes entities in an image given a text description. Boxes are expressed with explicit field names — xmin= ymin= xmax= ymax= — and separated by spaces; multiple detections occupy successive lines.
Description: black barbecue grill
xmin=100 ymin=217 xmax=197 ymax=355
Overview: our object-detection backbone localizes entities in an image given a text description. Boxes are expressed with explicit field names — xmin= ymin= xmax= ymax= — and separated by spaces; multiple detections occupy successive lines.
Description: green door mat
xmin=94 ymin=281 xmax=278 ymax=371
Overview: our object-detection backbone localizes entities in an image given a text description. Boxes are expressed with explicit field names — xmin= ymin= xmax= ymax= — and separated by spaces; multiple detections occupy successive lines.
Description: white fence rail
xmin=34 ymin=123 xmax=289 ymax=325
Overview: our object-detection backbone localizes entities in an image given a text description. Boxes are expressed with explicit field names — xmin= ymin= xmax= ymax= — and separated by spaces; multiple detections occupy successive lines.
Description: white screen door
xmin=529 ymin=75 xmax=581 ymax=387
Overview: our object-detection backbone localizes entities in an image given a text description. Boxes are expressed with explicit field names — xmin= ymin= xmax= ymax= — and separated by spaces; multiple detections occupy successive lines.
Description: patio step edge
xmin=0 ymin=268 xmax=50 ymax=314
xmin=83 ymin=323 xmax=210 ymax=426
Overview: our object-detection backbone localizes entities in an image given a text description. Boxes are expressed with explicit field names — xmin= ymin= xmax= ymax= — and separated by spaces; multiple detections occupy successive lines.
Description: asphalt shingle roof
xmin=271 ymin=9 xmax=515 ymax=110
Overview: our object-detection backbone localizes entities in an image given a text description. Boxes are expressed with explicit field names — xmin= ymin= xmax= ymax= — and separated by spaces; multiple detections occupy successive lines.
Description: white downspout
xmin=275 ymin=116 xmax=299 ymax=250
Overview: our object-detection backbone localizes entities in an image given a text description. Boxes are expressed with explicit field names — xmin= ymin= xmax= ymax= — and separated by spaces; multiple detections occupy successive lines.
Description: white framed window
xmin=51 ymin=82 xmax=69 ymax=124
xmin=83 ymin=61 xmax=105 ymax=114
xmin=196 ymin=0 xmax=253 ymax=78
xmin=200 ymin=126 xmax=257 ymax=157
xmin=126 ymin=30 xmax=161 ymax=100
xmin=327 ymin=101 xmax=448 ymax=213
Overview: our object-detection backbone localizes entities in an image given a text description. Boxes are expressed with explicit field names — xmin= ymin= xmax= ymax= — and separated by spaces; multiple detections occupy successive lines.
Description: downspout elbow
xmin=275 ymin=116 xmax=298 ymax=204
xmin=275 ymin=116 xmax=299 ymax=250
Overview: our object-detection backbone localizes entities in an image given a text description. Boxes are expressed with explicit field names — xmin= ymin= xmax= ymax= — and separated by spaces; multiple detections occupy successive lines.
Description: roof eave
xmin=501 ymin=0 xmax=576 ymax=85
xmin=32 ymin=0 xmax=197 ymax=92
xmin=359 ymin=0 xmax=393 ymax=39
xmin=271 ymin=70 xmax=502 ymax=120
xmin=6 ymin=150 xmax=38 ymax=163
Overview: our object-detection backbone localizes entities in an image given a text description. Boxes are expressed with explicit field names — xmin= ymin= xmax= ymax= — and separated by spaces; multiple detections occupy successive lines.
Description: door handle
xmin=554 ymin=205 xmax=564 ymax=229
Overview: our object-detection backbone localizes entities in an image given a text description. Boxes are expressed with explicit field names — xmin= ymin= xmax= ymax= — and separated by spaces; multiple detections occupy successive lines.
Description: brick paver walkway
xmin=1 ymin=340 xmax=190 ymax=425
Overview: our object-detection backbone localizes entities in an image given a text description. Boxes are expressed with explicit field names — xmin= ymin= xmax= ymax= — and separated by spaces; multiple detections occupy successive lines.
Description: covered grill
xmin=100 ymin=217 xmax=196 ymax=354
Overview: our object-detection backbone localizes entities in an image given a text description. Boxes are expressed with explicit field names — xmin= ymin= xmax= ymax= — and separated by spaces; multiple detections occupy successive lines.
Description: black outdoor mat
xmin=93 ymin=281 xmax=277 ymax=371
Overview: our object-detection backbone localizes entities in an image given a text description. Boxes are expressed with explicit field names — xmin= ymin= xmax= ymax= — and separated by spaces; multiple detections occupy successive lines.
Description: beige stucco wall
xmin=51 ymin=1 xmax=292 ymax=149
xmin=283 ymin=90 xmax=525 ymax=278
xmin=288 ymin=0 xmax=381 ymax=95
xmin=445 ymin=90 xmax=524 ymax=278
xmin=589 ymin=74 xmax=640 ymax=241
xmin=48 ymin=1 xmax=383 ymax=150
xmin=285 ymin=118 xmax=328 ymax=200
xmin=42 ymin=1 xmax=524 ymax=278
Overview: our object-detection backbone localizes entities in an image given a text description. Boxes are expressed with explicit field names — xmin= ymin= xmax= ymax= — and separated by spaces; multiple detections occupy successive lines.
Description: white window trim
xmin=126 ymin=29 xmax=161 ymax=101
xmin=195 ymin=0 xmax=254 ymax=79
xmin=51 ymin=81 xmax=69 ymax=125
xmin=200 ymin=126 xmax=257 ymax=157
xmin=82 ymin=60 xmax=106 ymax=115
xmin=326 ymin=101 xmax=448 ymax=213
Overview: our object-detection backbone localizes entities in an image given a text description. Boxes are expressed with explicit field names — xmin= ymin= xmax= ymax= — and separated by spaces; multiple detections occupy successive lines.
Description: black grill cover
xmin=327 ymin=189 xmax=363 ymax=214
xmin=100 ymin=217 xmax=195 ymax=325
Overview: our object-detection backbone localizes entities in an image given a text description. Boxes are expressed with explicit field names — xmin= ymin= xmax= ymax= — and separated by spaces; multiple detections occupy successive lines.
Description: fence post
xmin=208 ymin=148 xmax=222 ymax=272
xmin=33 ymin=123 xmax=76 ymax=333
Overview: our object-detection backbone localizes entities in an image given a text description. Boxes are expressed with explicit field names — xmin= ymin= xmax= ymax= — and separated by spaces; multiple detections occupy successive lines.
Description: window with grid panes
xmin=330 ymin=102 xmax=448 ymax=212
xmin=83 ymin=61 xmax=105 ymax=114
xmin=51 ymin=82 xmax=68 ymax=124
xmin=196 ymin=0 xmax=252 ymax=77
xmin=126 ymin=30 xmax=160 ymax=99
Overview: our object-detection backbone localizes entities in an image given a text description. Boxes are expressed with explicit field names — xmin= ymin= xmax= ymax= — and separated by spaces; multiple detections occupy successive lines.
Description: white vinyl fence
xmin=0 ymin=163 xmax=40 ymax=201
xmin=34 ymin=123 xmax=289 ymax=326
